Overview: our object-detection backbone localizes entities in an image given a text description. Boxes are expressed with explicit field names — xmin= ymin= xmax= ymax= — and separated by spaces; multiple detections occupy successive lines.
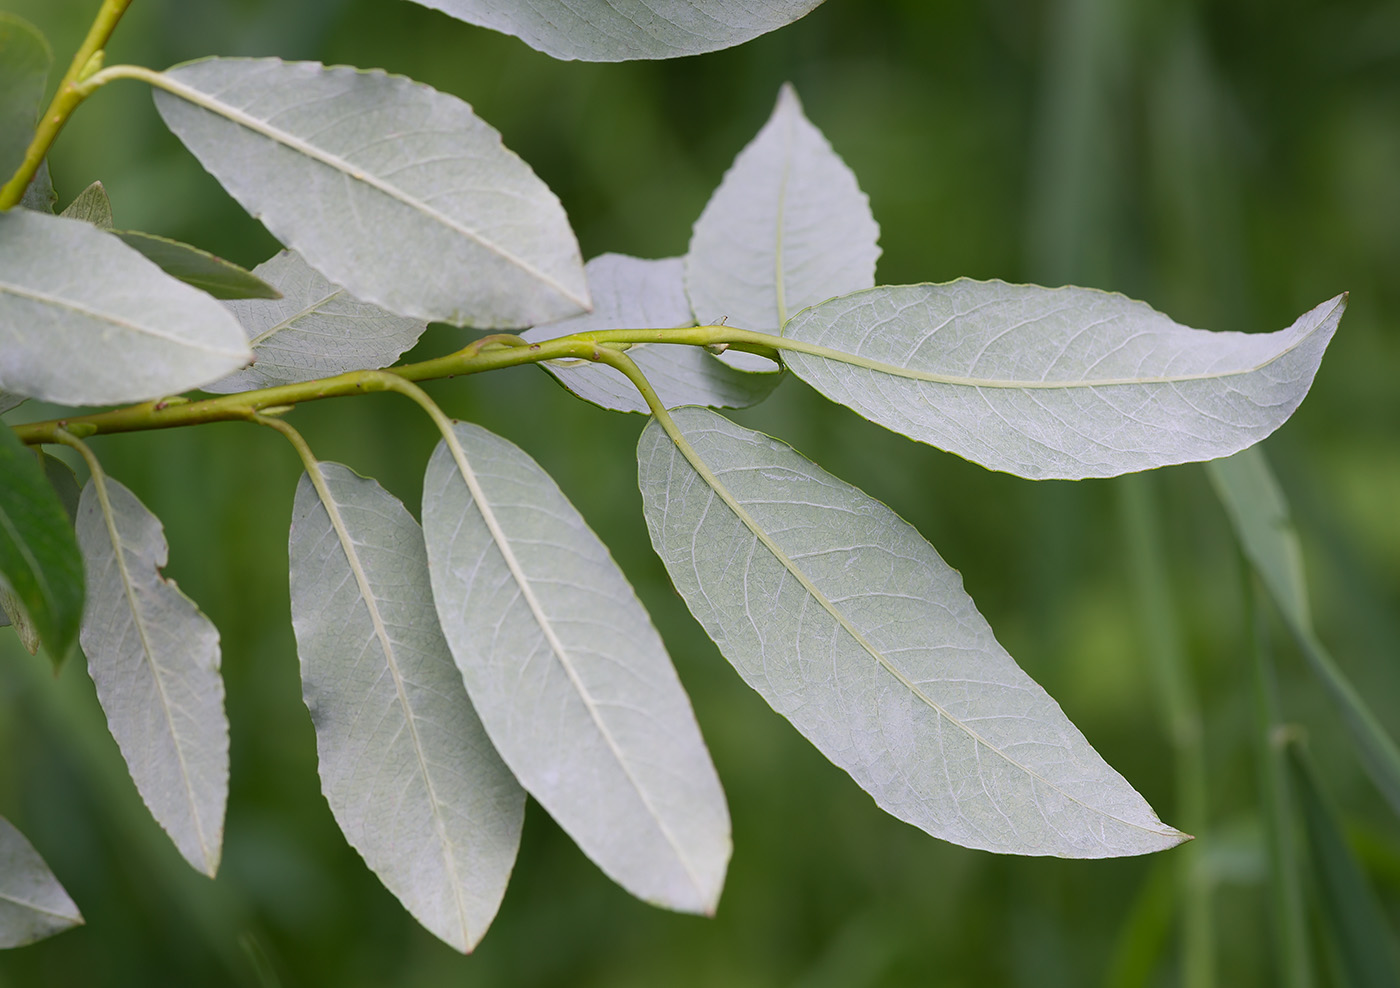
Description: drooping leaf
xmin=289 ymin=462 xmax=525 ymax=952
xmin=0 ymin=210 xmax=252 ymax=405
xmin=0 ymin=427 xmax=83 ymax=663
xmin=18 ymin=160 xmax=55 ymax=213
xmin=1286 ymin=740 xmax=1400 ymax=988
xmin=407 ymin=0 xmax=826 ymax=62
xmin=76 ymin=473 xmax=228 ymax=876
xmin=112 ymin=231 xmax=280 ymax=301
xmin=522 ymin=254 xmax=781 ymax=413
xmin=0 ymin=14 xmax=50 ymax=183
xmin=781 ymin=283 xmax=1344 ymax=480
xmin=638 ymin=406 xmax=1187 ymax=857
xmin=60 ymin=181 xmax=114 ymax=229
xmin=152 ymin=58 xmax=590 ymax=327
xmin=0 ymin=816 xmax=82 ymax=948
xmin=1210 ymin=447 xmax=1400 ymax=817
xmin=0 ymin=453 xmax=81 ymax=645
xmin=39 ymin=453 xmax=80 ymax=523
xmin=205 ymin=250 xmax=426 ymax=394
xmin=423 ymin=422 xmax=730 ymax=913
xmin=686 ymin=83 xmax=879 ymax=359
xmin=0 ymin=392 xmax=23 ymax=415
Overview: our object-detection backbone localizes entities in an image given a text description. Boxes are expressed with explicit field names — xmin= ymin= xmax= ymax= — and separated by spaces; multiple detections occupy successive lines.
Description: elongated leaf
xmin=1210 ymin=447 xmax=1400 ymax=817
xmin=205 ymin=250 xmax=426 ymax=394
xmin=60 ymin=181 xmax=114 ymax=229
xmin=1208 ymin=449 xmax=1309 ymax=623
xmin=113 ymin=231 xmax=280 ymax=301
xmin=1287 ymin=740 xmax=1400 ymax=988
xmin=0 ymin=816 xmax=82 ymax=948
xmin=76 ymin=474 xmax=228 ymax=876
xmin=0 ymin=392 xmax=23 ymax=415
xmin=638 ymin=407 xmax=1186 ymax=857
xmin=289 ymin=462 xmax=525 ymax=951
xmin=0 ymin=14 xmax=50 ymax=182
xmin=781 ymin=283 xmax=1344 ymax=480
xmin=423 ymin=422 xmax=730 ymax=913
xmin=0 ymin=210 xmax=251 ymax=405
xmin=0 ymin=450 xmax=78 ymax=647
xmin=409 ymin=0 xmax=826 ymax=61
xmin=686 ymin=84 xmax=879 ymax=340
xmin=0 ymin=427 xmax=83 ymax=663
xmin=153 ymin=58 xmax=590 ymax=327
xmin=523 ymin=254 xmax=780 ymax=413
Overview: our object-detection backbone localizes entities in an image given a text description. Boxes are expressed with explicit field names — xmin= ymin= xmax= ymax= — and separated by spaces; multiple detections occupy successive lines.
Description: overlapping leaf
xmin=1209 ymin=447 xmax=1400 ymax=817
xmin=205 ymin=250 xmax=426 ymax=394
xmin=76 ymin=474 xmax=228 ymax=876
xmin=686 ymin=83 xmax=879 ymax=351
xmin=523 ymin=254 xmax=780 ymax=413
xmin=153 ymin=58 xmax=590 ymax=327
xmin=409 ymin=0 xmax=827 ymax=62
xmin=59 ymin=181 xmax=114 ymax=228
xmin=638 ymin=407 xmax=1187 ymax=857
xmin=0 ymin=210 xmax=251 ymax=405
xmin=0 ymin=427 xmax=83 ymax=663
xmin=289 ymin=462 xmax=524 ymax=951
xmin=422 ymin=422 xmax=730 ymax=913
xmin=0 ymin=13 xmax=50 ymax=182
xmin=17 ymin=160 xmax=54 ymax=213
xmin=57 ymin=181 xmax=278 ymax=300
xmin=781 ymin=282 xmax=1345 ymax=480
xmin=113 ymin=232 xmax=280 ymax=301
xmin=0 ymin=816 xmax=82 ymax=948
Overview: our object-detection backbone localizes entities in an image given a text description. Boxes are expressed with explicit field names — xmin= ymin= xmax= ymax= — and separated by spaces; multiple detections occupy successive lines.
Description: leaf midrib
xmin=782 ymin=293 xmax=1342 ymax=390
xmin=89 ymin=479 xmax=214 ymax=871
xmin=157 ymin=67 xmax=589 ymax=311
xmin=307 ymin=464 xmax=473 ymax=947
xmin=657 ymin=417 xmax=1181 ymax=844
xmin=440 ymin=428 xmax=709 ymax=899
xmin=0 ymin=280 xmax=244 ymax=356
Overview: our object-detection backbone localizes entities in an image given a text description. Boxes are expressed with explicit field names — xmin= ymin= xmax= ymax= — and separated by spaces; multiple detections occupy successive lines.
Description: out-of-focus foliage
xmin=1 ymin=0 xmax=1397 ymax=985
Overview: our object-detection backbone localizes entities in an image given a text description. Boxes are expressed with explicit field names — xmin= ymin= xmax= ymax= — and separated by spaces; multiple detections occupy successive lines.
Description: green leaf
xmin=39 ymin=453 xmax=80 ymax=523
xmin=55 ymin=182 xmax=278 ymax=300
xmin=1209 ymin=447 xmax=1400 ymax=818
xmin=59 ymin=181 xmax=113 ymax=229
xmin=1286 ymin=740 xmax=1400 ymax=988
xmin=113 ymin=231 xmax=281 ymax=301
xmin=407 ymin=0 xmax=827 ymax=61
xmin=288 ymin=462 xmax=525 ymax=952
xmin=523 ymin=254 xmax=781 ymax=413
xmin=152 ymin=58 xmax=590 ymax=327
xmin=0 ymin=392 xmax=23 ymax=415
xmin=76 ymin=473 xmax=228 ymax=876
xmin=423 ymin=422 xmax=730 ymax=913
xmin=0 ymin=427 xmax=83 ymax=663
xmin=0 ymin=816 xmax=82 ymax=948
xmin=0 ymin=454 xmax=80 ymax=646
xmin=686 ymin=83 xmax=879 ymax=369
xmin=0 ymin=14 xmax=50 ymax=184
xmin=204 ymin=250 xmax=426 ymax=394
xmin=781 ymin=283 xmax=1344 ymax=480
xmin=17 ymin=160 xmax=54 ymax=213
xmin=0 ymin=210 xmax=252 ymax=405
xmin=638 ymin=407 xmax=1187 ymax=857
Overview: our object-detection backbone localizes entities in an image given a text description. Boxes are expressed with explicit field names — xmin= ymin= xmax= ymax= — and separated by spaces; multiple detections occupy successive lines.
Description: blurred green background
xmin=2 ymin=0 xmax=1399 ymax=984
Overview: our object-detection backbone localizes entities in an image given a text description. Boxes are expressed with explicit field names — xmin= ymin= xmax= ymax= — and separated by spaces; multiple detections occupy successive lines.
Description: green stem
xmin=1118 ymin=474 xmax=1213 ymax=988
xmin=251 ymin=414 xmax=319 ymax=475
xmin=9 ymin=327 xmax=777 ymax=447
xmin=0 ymin=0 xmax=134 ymax=209
xmin=1248 ymin=563 xmax=1314 ymax=988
